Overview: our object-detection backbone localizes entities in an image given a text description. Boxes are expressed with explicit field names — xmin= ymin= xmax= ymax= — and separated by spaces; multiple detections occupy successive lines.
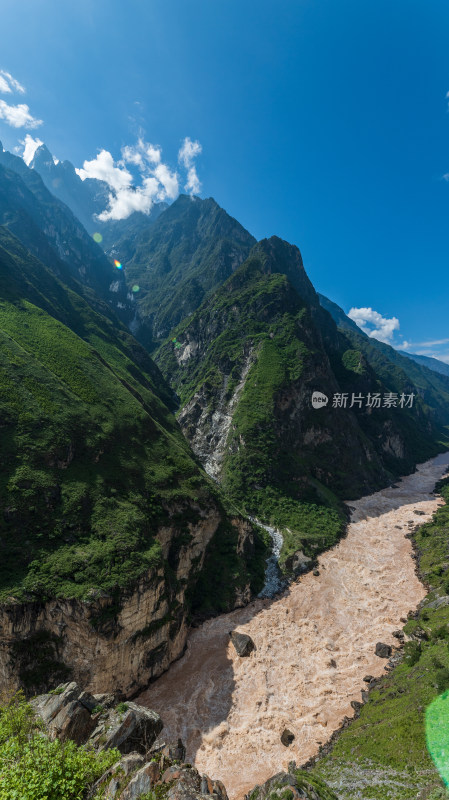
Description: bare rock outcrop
xmin=375 ymin=642 xmax=392 ymax=658
xmin=32 ymin=682 xmax=163 ymax=754
xmin=32 ymin=682 xmax=229 ymax=800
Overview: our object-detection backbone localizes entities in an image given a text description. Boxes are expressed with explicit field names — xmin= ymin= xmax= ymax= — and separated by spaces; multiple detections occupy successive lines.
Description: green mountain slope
xmin=0 ymin=227 xmax=264 ymax=606
xmin=0 ymin=148 xmax=133 ymax=323
xmin=155 ymin=237 xmax=446 ymax=570
xmin=102 ymin=193 xmax=256 ymax=346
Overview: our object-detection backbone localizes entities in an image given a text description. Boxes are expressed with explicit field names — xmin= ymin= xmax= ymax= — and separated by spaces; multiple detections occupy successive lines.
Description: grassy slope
xmin=312 ymin=477 xmax=449 ymax=799
xmin=0 ymin=227 xmax=266 ymax=606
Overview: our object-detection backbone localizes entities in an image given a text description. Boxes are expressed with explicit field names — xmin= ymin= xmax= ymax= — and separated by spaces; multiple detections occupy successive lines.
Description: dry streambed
xmin=139 ymin=454 xmax=449 ymax=799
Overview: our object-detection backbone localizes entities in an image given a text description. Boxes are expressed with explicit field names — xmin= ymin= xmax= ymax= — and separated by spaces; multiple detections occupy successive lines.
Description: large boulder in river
xmin=229 ymin=630 xmax=255 ymax=657
xmin=281 ymin=728 xmax=295 ymax=746
xmin=375 ymin=642 xmax=392 ymax=659
xmin=284 ymin=550 xmax=312 ymax=576
xmin=247 ymin=770 xmax=338 ymax=800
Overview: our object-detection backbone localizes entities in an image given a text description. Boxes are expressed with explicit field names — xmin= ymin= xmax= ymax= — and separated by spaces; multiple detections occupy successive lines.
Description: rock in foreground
xmin=31 ymin=682 xmax=230 ymax=800
xmin=32 ymin=682 xmax=163 ymax=753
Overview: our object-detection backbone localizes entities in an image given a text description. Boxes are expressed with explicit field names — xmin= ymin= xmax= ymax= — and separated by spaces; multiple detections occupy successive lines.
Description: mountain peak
xmin=30 ymin=143 xmax=54 ymax=169
xmin=248 ymin=235 xmax=319 ymax=308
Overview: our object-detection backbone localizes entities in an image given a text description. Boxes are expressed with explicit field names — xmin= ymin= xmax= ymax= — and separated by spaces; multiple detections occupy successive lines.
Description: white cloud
xmin=0 ymin=75 xmax=11 ymax=94
xmin=0 ymin=99 xmax=42 ymax=129
xmin=154 ymin=163 xmax=179 ymax=199
xmin=0 ymin=70 xmax=41 ymax=130
xmin=76 ymin=149 xmax=133 ymax=191
xmin=399 ymin=337 xmax=449 ymax=352
xmin=178 ymin=137 xmax=202 ymax=167
xmin=98 ymin=186 xmax=158 ymax=221
xmin=347 ymin=307 xmax=400 ymax=344
xmin=185 ymin=166 xmax=201 ymax=195
xmin=417 ymin=338 xmax=449 ymax=347
xmin=178 ymin=136 xmax=202 ymax=195
xmin=121 ymin=138 xmax=161 ymax=169
xmin=0 ymin=70 xmax=25 ymax=95
xmin=76 ymin=136 xmax=198 ymax=221
xmin=21 ymin=133 xmax=43 ymax=165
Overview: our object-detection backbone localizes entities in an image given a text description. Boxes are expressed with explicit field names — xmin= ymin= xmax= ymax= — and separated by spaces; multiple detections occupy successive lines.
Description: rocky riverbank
xmin=22 ymin=681 xmax=338 ymax=800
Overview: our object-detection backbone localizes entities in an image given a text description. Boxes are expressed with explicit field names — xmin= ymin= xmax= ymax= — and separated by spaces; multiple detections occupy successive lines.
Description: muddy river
xmin=139 ymin=454 xmax=449 ymax=798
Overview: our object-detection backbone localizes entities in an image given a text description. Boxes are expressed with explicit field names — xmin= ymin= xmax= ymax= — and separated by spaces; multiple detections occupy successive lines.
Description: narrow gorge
xmin=138 ymin=453 xmax=449 ymax=799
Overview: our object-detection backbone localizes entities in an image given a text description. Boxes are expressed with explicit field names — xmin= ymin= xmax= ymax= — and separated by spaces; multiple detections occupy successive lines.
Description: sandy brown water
xmin=139 ymin=454 xmax=449 ymax=798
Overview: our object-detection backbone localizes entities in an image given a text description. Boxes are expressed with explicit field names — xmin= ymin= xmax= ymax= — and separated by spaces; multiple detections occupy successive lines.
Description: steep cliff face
xmin=155 ymin=238 xmax=445 ymax=568
xmin=0 ymin=508 xmax=260 ymax=697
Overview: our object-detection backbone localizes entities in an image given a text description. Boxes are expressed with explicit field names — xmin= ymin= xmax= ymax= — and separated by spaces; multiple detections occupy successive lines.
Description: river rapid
xmin=139 ymin=453 xmax=449 ymax=799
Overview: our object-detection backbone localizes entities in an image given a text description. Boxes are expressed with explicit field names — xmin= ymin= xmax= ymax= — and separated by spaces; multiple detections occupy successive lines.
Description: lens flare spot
xmin=93 ymin=232 xmax=103 ymax=243
xmin=114 ymin=260 xmax=123 ymax=270
xmin=132 ymin=284 xmax=140 ymax=293
xmin=426 ymin=691 xmax=449 ymax=785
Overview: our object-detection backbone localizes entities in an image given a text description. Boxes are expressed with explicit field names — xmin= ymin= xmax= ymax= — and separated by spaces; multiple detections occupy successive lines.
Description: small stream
xmin=249 ymin=517 xmax=286 ymax=598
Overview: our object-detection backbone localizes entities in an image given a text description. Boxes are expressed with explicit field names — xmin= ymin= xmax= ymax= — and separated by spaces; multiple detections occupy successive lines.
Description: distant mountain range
xmin=396 ymin=350 xmax=449 ymax=377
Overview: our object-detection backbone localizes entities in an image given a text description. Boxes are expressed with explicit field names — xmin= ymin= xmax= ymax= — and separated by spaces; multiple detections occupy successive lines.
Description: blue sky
xmin=1 ymin=0 xmax=449 ymax=358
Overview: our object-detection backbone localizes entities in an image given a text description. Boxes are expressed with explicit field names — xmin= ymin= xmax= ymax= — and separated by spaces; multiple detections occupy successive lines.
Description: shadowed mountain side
xmin=319 ymin=292 xmax=449 ymax=429
xmin=100 ymin=193 xmax=256 ymax=346
xmin=0 ymin=227 xmax=267 ymax=606
xmin=0 ymin=149 xmax=136 ymax=325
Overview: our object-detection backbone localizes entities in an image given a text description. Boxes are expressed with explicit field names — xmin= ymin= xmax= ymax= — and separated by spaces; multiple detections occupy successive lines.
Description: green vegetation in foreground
xmin=312 ymin=476 xmax=449 ymax=799
xmin=0 ymin=692 xmax=118 ymax=800
xmin=294 ymin=771 xmax=339 ymax=800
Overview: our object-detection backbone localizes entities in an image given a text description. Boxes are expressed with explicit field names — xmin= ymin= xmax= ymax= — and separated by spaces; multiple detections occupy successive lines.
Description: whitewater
xmin=139 ymin=453 xmax=449 ymax=799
